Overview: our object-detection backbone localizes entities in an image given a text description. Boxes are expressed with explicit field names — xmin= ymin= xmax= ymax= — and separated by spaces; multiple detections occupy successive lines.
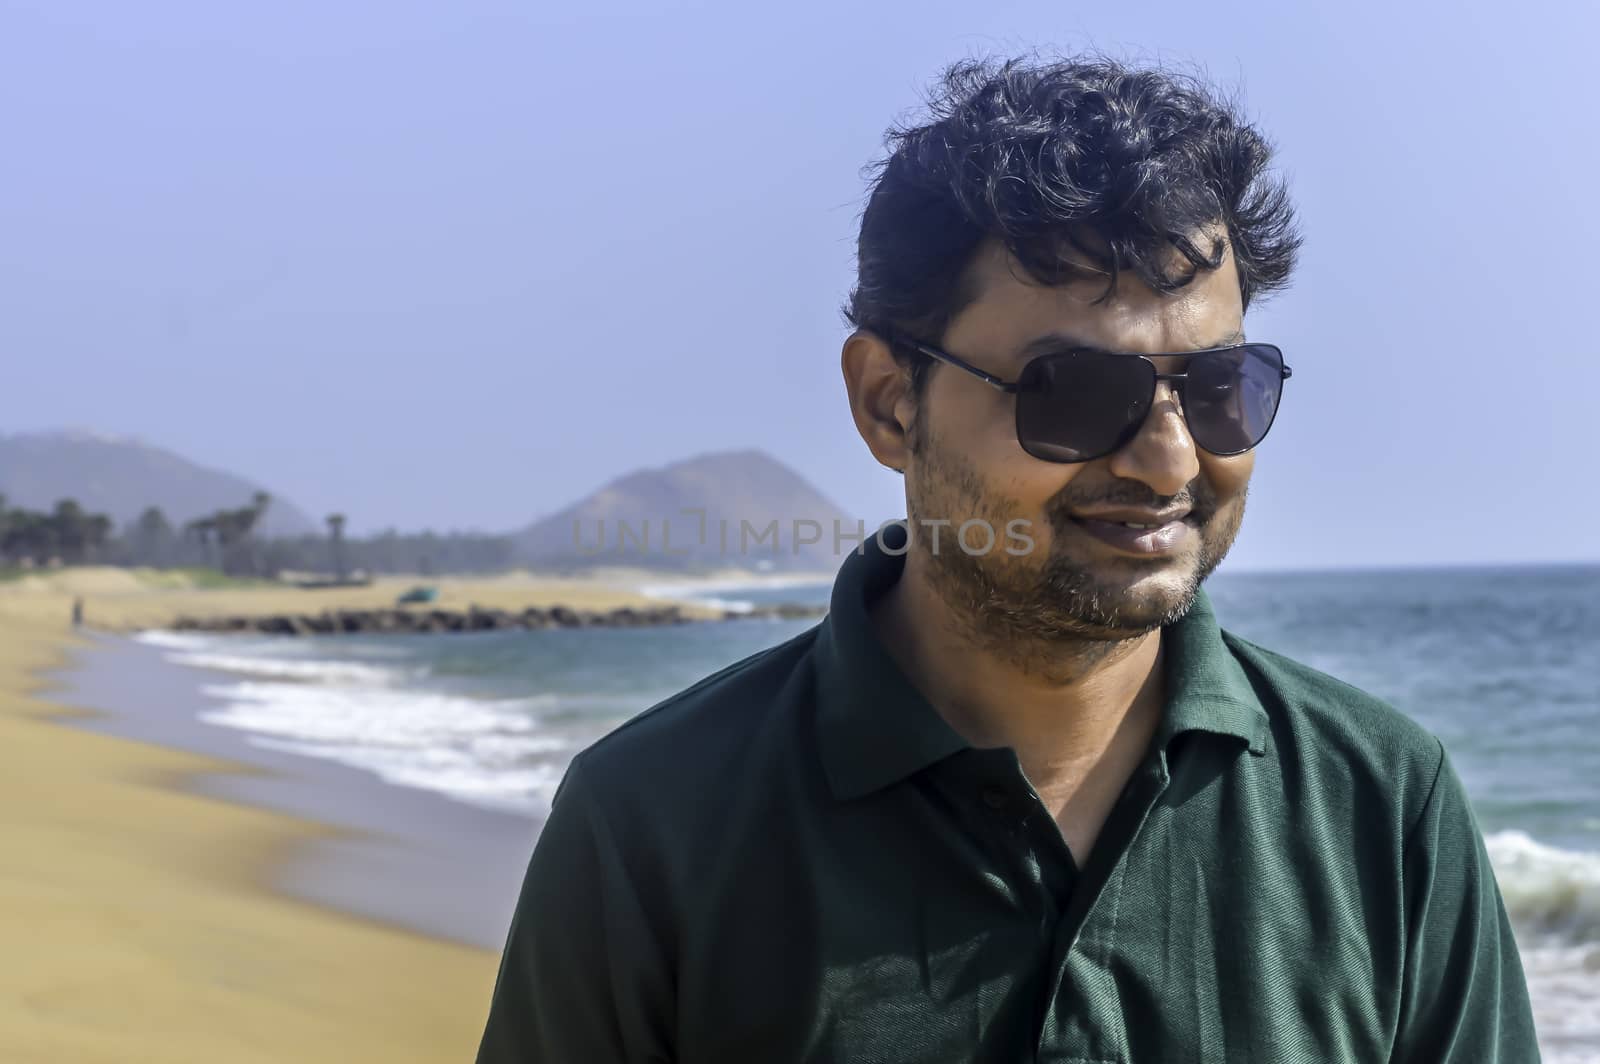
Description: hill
xmin=518 ymin=449 xmax=852 ymax=572
xmin=0 ymin=430 xmax=317 ymax=536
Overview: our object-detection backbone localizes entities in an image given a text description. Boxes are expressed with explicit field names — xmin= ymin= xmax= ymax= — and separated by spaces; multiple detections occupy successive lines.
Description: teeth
xmin=1121 ymin=522 xmax=1160 ymax=529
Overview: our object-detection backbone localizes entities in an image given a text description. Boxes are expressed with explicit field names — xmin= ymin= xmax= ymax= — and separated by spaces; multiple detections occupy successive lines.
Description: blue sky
xmin=2 ymin=0 xmax=1594 ymax=571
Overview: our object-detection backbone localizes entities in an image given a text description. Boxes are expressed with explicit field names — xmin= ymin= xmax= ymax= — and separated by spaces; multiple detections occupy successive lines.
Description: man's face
xmin=902 ymin=233 xmax=1254 ymax=659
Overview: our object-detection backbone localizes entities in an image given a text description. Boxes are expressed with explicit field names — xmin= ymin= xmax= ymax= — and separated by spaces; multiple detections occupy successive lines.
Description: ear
xmin=841 ymin=330 xmax=917 ymax=474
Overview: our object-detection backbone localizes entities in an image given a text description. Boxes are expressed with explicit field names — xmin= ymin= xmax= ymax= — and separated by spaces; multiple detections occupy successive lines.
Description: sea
xmin=134 ymin=563 xmax=1600 ymax=1060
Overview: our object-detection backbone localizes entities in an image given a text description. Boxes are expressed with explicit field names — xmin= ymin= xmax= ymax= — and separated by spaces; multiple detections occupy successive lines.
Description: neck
xmin=869 ymin=553 xmax=1166 ymax=797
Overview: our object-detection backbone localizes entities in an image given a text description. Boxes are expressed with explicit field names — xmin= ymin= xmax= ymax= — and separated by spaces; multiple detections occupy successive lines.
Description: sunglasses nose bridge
xmin=1101 ymin=366 xmax=1187 ymax=457
xmin=1152 ymin=372 xmax=1184 ymax=406
xmin=1098 ymin=360 xmax=1171 ymax=436
xmin=1104 ymin=376 xmax=1202 ymax=490
xmin=1142 ymin=368 xmax=1187 ymax=426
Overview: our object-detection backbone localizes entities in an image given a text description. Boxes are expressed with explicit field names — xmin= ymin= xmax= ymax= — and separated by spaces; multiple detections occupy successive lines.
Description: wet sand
xmin=51 ymin=633 xmax=538 ymax=950
xmin=0 ymin=570 xmax=687 ymax=1062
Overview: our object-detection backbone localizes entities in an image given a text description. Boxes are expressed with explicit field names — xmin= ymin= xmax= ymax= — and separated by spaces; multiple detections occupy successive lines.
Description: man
xmin=477 ymin=55 xmax=1539 ymax=1061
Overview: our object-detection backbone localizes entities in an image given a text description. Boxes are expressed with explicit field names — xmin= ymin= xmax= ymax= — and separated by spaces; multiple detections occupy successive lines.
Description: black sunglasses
xmin=883 ymin=330 xmax=1292 ymax=463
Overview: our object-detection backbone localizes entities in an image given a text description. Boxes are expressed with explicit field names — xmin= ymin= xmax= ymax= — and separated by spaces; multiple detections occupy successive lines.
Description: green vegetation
xmin=2 ymin=487 xmax=516 ymax=580
xmin=136 ymin=567 xmax=277 ymax=590
xmin=0 ymin=494 xmax=114 ymax=567
xmin=1 ymin=491 xmax=282 ymax=579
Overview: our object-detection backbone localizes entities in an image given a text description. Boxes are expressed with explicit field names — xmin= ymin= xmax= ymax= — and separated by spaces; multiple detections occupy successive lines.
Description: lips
xmin=1066 ymin=511 xmax=1198 ymax=555
xmin=1071 ymin=508 xmax=1194 ymax=527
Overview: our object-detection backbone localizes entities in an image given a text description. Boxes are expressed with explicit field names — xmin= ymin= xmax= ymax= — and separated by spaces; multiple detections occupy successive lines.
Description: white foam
xmin=635 ymin=573 xmax=834 ymax=615
xmin=683 ymin=595 xmax=756 ymax=614
xmin=191 ymin=675 xmax=575 ymax=815
xmin=248 ymin=738 xmax=567 ymax=814
xmin=198 ymin=681 xmax=548 ymax=746
xmin=134 ymin=630 xmax=218 ymax=652
xmin=1487 ymin=831 xmax=1600 ymax=944
xmin=137 ymin=627 xmax=412 ymax=685
xmin=1520 ymin=941 xmax=1600 ymax=1062
xmin=1484 ymin=832 xmax=1600 ymax=1058
xmin=175 ymin=652 xmax=400 ymax=686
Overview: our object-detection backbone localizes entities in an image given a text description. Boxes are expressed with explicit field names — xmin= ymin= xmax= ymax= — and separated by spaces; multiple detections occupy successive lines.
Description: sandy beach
xmin=11 ymin=564 xmax=1593 ymax=1061
xmin=0 ymin=567 xmax=705 ymax=1063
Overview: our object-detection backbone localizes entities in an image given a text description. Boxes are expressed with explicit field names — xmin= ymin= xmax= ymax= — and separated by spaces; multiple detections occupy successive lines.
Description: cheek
xmin=1199 ymin=452 xmax=1254 ymax=505
xmin=930 ymin=385 xmax=1085 ymax=511
xmin=926 ymin=377 xmax=1014 ymax=451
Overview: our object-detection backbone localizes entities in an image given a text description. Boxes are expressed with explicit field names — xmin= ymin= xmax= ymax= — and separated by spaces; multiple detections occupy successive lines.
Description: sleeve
xmin=475 ymin=754 xmax=675 ymax=1063
xmin=1391 ymin=742 xmax=1541 ymax=1062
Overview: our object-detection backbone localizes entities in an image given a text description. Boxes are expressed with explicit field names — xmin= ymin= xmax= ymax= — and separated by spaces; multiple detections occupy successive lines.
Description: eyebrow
xmin=1017 ymin=328 xmax=1247 ymax=359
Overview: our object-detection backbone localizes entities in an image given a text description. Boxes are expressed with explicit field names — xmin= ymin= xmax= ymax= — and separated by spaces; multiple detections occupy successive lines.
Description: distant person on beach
xmin=477 ymin=55 xmax=1538 ymax=1061
xmin=71 ymin=597 xmax=83 ymax=627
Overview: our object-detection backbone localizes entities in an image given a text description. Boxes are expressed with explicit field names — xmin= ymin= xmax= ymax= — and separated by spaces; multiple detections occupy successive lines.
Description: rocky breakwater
xmin=164 ymin=602 xmax=826 ymax=636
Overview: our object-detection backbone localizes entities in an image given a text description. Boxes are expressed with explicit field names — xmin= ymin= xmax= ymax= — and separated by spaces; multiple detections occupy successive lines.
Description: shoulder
xmin=545 ymin=625 xmax=824 ymax=918
xmin=566 ymin=623 xmax=823 ymax=800
xmin=1222 ymin=630 xmax=1441 ymax=756
xmin=1222 ymin=630 xmax=1446 ymax=827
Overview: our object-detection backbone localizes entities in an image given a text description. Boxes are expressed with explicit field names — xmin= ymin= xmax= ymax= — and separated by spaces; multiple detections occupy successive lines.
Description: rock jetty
xmin=165 ymin=602 xmax=825 ymax=636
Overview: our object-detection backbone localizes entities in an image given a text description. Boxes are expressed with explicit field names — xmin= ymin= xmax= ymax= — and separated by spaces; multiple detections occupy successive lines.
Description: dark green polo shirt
xmin=477 ymin=528 xmax=1539 ymax=1062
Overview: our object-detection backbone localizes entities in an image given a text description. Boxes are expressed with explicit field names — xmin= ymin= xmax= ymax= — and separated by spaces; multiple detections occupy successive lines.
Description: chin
xmin=1124 ymin=577 xmax=1203 ymax=625
xmin=1046 ymin=548 xmax=1208 ymax=629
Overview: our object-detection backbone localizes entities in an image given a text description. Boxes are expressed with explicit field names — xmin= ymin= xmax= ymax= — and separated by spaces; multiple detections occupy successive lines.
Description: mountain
xmin=518 ymin=449 xmax=853 ymax=572
xmin=0 ymin=430 xmax=318 ymax=536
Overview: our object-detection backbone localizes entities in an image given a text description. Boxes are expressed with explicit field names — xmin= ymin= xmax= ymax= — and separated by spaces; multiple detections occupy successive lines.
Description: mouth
xmin=1066 ymin=513 xmax=1199 ymax=556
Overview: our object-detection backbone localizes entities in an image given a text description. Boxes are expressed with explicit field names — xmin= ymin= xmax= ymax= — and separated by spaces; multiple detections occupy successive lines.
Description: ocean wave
xmin=1484 ymin=832 xmax=1600 ymax=1059
xmin=196 ymin=679 xmax=576 ymax=814
xmin=197 ymin=681 xmax=557 ymax=748
xmin=174 ymin=652 xmax=402 ymax=686
xmin=144 ymin=628 xmax=615 ymax=815
xmin=136 ymin=628 xmax=415 ymax=685
xmin=134 ymin=629 xmax=218 ymax=652
xmin=1487 ymin=830 xmax=1600 ymax=946
xmin=248 ymin=738 xmax=567 ymax=814
xmin=683 ymin=595 xmax=755 ymax=614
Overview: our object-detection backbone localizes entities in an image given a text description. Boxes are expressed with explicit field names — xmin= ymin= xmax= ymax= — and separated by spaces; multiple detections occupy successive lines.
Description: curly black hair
xmin=844 ymin=54 xmax=1302 ymax=393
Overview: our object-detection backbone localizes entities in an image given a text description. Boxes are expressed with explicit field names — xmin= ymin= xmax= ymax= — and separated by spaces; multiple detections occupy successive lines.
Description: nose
xmin=1104 ymin=379 xmax=1200 ymax=496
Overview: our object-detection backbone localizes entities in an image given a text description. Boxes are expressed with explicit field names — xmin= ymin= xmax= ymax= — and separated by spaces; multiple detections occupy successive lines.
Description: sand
xmin=0 ymin=568 xmax=707 ymax=1063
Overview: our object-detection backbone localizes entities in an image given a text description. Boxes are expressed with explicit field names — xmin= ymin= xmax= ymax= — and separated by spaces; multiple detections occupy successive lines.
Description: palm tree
xmin=22 ymin=512 xmax=55 ymax=567
xmin=184 ymin=515 xmax=219 ymax=570
xmin=248 ymin=492 xmax=272 ymax=576
xmin=326 ymin=513 xmax=347 ymax=582
xmin=51 ymin=500 xmax=86 ymax=564
xmin=82 ymin=513 xmax=113 ymax=563
xmin=132 ymin=507 xmax=175 ymax=566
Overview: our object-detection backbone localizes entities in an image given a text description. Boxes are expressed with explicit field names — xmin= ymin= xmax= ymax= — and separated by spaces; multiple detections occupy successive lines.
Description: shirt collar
xmin=812 ymin=522 xmax=1268 ymax=802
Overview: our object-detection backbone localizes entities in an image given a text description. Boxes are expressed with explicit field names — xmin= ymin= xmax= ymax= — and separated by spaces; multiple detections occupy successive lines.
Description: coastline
xmin=0 ymin=566 xmax=765 ymax=1058
xmin=40 ymin=568 xmax=731 ymax=633
xmin=0 ymin=584 xmax=526 ymax=1062
xmin=49 ymin=633 xmax=540 ymax=950
xmin=6 ymin=566 xmax=1596 ymax=1059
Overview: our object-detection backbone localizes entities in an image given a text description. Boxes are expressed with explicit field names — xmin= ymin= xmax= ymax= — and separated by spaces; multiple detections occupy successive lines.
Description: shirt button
xmin=982 ymin=786 xmax=1009 ymax=809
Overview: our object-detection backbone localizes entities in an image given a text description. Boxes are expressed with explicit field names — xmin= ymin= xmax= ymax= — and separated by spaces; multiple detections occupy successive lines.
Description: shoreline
xmin=1 ymin=564 xmax=831 ymax=639
xmin=0 ymin=593 xmax=503 ymax=1062
xmin=48 ymin=633 xmax=538 ymax=950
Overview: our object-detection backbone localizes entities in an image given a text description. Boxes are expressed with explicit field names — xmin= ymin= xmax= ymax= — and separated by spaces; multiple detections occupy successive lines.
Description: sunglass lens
xmin=1015 ymin=351 xmax=1153 ymax=462
xmin=1184 ymin=344 xmax=1285 ymax=454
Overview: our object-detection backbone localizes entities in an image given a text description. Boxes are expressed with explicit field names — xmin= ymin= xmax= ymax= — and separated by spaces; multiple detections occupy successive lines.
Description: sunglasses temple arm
xmin=911 ymin=342 xmax=1021 ymax=393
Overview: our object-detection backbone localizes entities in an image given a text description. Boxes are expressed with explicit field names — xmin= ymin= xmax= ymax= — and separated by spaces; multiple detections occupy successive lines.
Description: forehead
xmin=945 ymin=234 xmax=1246 ymax=360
